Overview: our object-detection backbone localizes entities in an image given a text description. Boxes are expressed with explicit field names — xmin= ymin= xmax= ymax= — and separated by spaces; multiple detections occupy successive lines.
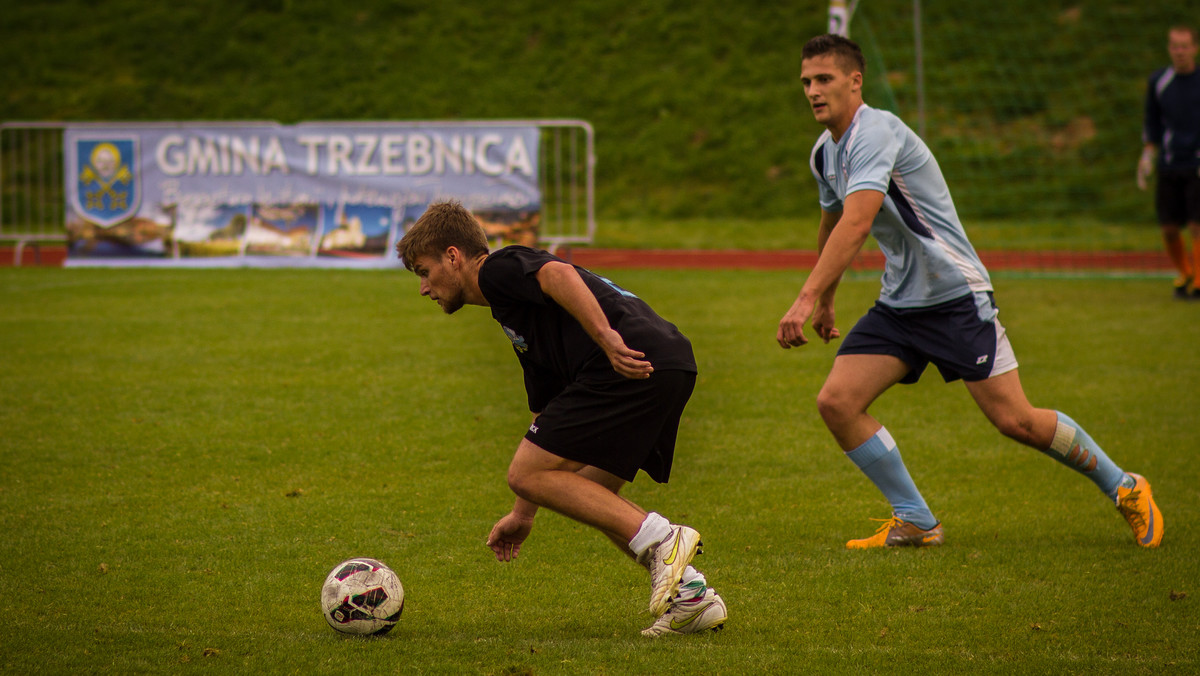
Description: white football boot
xmin=647 ymin=525 xmax=702 ymax=617
xmin=641 ymin=585 xmax=727 ymax=637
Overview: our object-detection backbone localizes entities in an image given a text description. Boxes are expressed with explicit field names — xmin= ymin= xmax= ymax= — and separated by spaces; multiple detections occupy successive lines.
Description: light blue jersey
xmin=809 ymin=104 xmax=992 ymax=309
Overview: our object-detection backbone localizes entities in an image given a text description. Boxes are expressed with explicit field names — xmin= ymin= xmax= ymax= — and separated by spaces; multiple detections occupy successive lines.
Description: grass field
xmin=1 ymin=1 xmax=1183 ymax=223
xmin=591 ymin=217 xmax=1166 ymax=252
xmin=1 ymin=267 xmax=1198 ymax=674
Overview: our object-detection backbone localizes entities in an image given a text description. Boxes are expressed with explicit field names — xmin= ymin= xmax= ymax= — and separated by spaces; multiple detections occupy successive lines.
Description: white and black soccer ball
xmin=321 ymin=557 xmax=405 ymax=636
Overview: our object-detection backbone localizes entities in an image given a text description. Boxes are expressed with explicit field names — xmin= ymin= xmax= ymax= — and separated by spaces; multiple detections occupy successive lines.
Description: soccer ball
xmin=320 ymin=557 xmax=405 ymax=635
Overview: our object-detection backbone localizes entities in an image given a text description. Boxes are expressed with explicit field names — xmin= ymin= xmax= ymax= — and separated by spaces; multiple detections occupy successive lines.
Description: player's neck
xmin=464 ymin=253 xmax=491 ymax=307
xmin=828 ymin=102 xmax=865 ymax=143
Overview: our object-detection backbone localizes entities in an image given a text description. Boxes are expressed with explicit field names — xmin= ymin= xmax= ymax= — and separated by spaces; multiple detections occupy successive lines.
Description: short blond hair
xmin=396 ymin=201 xmax=490 ymax=271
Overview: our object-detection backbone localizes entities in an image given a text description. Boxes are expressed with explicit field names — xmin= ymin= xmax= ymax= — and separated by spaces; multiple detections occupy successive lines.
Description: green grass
xmin=0 ymin=0 xmax=1184 ymax=222
xmin=1 ymin=267 xmax=1198 ymax=673
xmin=592 ymin=217 xmax=1165 ymax=251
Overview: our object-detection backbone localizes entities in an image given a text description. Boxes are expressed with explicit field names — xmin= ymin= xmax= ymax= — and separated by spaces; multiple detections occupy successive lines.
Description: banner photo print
xmin=64 ymin=122 xmax=541 ymax=267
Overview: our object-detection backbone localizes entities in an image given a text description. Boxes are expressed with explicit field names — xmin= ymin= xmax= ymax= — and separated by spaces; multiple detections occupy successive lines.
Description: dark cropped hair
xmin=1169 ymin=25 xmax=1198 ymax=44
xmin=802 ymin=34 xmax=866 ymax=76
xmin=396 ymin=201 xmax=490 ymax=271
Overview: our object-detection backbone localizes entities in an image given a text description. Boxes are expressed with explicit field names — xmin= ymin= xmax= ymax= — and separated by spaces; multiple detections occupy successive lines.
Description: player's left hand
xmin=596 ymin=327 xmax=653 ymax=379
xmin=812 ymin=305 xmax=841 ymax=344
xmin=486 ymin=512 xmax=534 ymax=562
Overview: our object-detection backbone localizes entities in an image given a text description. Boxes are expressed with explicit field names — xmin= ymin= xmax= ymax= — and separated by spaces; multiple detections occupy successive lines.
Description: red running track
xmin=1 ymin=245 xmax=1173 ymax=272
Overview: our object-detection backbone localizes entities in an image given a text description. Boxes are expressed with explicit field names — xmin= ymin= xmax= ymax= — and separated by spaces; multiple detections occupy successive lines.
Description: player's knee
xmin=816 ymin=387 xmax=853 ymax=426
xmin=991 ymin=413 xmax=1039 ymax=447
xmin=506 ymin=465 xmax=535 ymax=499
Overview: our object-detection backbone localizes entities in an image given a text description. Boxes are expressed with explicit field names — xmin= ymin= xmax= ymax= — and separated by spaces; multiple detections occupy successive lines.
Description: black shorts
xmin=1155 ymin=166 xmax=1200 ymax=225
xmin=523 ymin=370 xmax=696 ymax=483
xmin=838 ymin=293 xmax=1018 ymax=384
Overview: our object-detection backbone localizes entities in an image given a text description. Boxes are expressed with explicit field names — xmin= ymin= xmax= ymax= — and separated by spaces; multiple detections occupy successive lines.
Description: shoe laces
xmin=1117 ymin=490 xmax=1146 ymax=528
xmin=869 ymin=516 xmax=903 ymax=533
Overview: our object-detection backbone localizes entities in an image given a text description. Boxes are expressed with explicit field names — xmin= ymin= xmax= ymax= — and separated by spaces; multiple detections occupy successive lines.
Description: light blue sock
xmin=845 ymin=427 xmax=938 ymax=530
xmin=1045 ymin=411 xmax=1130 ymax=501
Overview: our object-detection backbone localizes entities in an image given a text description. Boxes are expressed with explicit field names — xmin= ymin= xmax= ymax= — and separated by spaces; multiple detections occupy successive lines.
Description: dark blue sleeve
xmin=1143 ymin=71 xmax=1164 ymax=147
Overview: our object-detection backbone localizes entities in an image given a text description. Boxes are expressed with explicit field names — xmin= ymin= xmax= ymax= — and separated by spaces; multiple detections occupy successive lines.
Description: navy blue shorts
xmin=1156 ymin=166 xmax=1200 ymax=225
xmin=838 ymin=293 xmax=1018 ymax=384
xmin=524 ymin=370 xmax=696 ymax=483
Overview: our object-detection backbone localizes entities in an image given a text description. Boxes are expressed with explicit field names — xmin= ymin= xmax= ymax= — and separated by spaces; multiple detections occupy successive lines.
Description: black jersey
xmin=1144 ymin=66 xmax=1200 ymax=169
xmin=478 ymin=246 xmax=696 ymax=412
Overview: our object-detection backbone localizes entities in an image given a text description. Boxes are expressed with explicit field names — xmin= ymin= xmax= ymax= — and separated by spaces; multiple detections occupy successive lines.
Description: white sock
xmin=628 ymin=512 xmax=672 ymax=560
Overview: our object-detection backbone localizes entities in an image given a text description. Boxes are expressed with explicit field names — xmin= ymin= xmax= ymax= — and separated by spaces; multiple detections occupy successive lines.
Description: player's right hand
xmin=777 ymin=297 xmax=813 ymax=349
xmin=486 ymin=512 xmax=534 ymax=562
xmin=1136 ymin=148 xmax=1155 ymax=191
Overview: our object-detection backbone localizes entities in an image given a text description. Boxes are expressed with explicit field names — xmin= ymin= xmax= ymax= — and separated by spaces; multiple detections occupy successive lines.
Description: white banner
xmin=64 ymin=122 xmax=541 ymax=267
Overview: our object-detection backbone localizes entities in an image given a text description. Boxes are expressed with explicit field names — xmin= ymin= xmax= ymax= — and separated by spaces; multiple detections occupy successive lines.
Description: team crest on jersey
xmin=503 ymin=326 xmax=528 ymax=353
xmin=69 ymin=136 xmax=141 ymax=227
xmin=597 ymin=275 xmax=637 ymax=298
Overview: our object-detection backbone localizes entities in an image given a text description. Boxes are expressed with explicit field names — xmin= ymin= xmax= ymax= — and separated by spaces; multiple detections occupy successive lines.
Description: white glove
xmin=1136 ymin=147 xmax=1156 ymax=191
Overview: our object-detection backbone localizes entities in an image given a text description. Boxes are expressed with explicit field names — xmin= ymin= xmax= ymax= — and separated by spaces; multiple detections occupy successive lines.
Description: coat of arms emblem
xmin=69 ymin=137 xmax=140 ymax=227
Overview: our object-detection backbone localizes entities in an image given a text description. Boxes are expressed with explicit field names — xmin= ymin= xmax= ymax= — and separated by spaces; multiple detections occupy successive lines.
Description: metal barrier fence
xmin=0 ymin=123 xmax=66 ymax=265
xmin=537 ymin=120 xmax=596 ymax=252
xmin=0 ymin=120 xmax=594 ymax=265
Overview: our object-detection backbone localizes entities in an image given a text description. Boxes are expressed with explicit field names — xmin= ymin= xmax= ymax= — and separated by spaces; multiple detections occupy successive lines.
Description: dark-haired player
xmin=397 ymin=201 xmax=726 ymax=636
xmin=777 ymin=34 xmax=1163 ymax=549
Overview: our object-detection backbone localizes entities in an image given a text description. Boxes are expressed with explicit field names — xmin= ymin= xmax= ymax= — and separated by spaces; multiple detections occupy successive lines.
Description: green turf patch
xmin=592 ymin=217 xmax=1163 ymax=252
xmin=1 ymin=268 xmax=1197 ymax=673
